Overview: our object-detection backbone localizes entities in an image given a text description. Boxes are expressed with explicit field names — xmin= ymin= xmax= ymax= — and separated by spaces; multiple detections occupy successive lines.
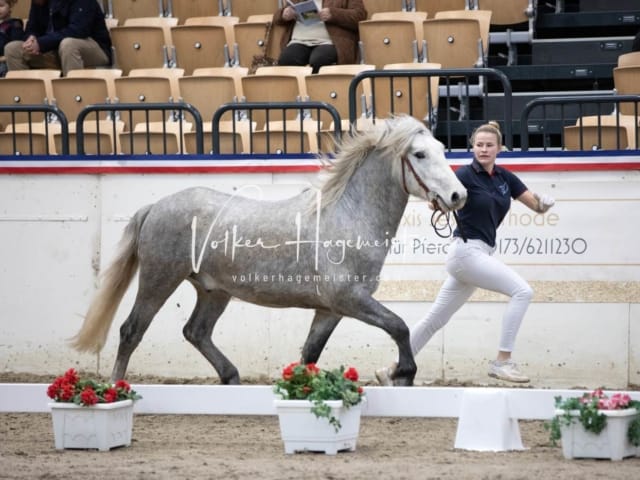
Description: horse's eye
xmin=414 ymin=151 xmax=425 ymax=159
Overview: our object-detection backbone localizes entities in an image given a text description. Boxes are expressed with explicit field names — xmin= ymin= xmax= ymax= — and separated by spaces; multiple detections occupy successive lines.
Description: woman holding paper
xmin=274 ymin=0 xmax=367 ymax=73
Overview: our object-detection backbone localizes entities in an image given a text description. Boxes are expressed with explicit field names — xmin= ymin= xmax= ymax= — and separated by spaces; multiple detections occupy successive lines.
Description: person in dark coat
xmin=0 ymin=0 xmax=24 ymax=76
xmin=274 ymin=0 xmax=366 ymax=73
xmin=4 ymin=0 xmax=111 ymax=75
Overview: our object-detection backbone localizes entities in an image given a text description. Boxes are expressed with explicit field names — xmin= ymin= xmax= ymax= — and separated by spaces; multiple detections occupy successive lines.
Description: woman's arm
xmin=517 ymin=190 xmax=555 ymax=213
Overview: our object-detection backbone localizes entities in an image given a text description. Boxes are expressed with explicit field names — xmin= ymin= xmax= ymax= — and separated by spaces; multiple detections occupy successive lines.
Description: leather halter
xmin=401 ymin=154 xmax=431 ymax=197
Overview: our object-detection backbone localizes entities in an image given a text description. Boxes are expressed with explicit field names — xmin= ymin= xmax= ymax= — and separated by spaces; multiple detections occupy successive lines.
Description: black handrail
xmin=211 ymin=101 xmax=342 ymax=155
xmin=0 ymin=105 xmax=69 ymax=155
xmin=76 ymin=102 xmax=204 ymax=155
xmin=348 ymin=67 xmax=514 ymax=150
xmin=519 ymin=94 xmax=640 ymax=151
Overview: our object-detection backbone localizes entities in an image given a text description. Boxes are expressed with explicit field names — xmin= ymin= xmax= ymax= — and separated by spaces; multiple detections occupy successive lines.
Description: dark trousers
xmin=278 ymin=43 xmax=338 ymax=73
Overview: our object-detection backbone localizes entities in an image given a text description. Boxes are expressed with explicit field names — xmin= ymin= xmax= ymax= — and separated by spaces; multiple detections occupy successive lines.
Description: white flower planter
xmin=274 ymin=398 xmax=364 ymax=455
xmin=556 ymin=408 xmax=640 ymax=461
xmin=49 ymin=400 xmax=134 ymax=451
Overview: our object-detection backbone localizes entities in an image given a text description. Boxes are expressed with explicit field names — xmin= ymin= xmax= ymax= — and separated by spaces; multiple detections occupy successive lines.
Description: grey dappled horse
xmin=71 ymin=115 xmax=467 ymax=386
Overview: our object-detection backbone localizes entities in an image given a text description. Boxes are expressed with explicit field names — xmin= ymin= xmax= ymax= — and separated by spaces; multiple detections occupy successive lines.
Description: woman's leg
xmin=307 ymin=44 xmax=337 ymax=73
xmin=410 ymin=275 xmax=476 ymax=356
xmin=451 ymin=245 xmax=533 ymax=354
xmin=278 ymin=43 xmax=312 ymax=67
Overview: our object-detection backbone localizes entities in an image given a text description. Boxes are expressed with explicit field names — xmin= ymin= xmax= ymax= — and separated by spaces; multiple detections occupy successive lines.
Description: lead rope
xmin=402 ymin=155 xmax=468 ymax=243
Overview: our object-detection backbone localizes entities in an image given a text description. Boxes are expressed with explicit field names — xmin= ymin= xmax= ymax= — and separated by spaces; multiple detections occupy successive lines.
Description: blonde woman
xmin=377 ymin=122 xmax=555 ymax=385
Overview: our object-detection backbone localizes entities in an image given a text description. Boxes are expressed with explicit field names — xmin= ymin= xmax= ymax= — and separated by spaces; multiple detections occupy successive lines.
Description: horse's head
xmin=388 ymin=116 xmax=467 ymax=212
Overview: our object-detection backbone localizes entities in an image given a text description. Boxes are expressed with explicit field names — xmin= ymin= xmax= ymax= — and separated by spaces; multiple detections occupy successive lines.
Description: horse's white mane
xmin=313 ymin=115 xmax=429 ymax=210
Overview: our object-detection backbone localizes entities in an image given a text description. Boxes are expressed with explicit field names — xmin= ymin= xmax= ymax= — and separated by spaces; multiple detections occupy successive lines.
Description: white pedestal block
xmin=454 ymin=389 xmax=524 ymax=451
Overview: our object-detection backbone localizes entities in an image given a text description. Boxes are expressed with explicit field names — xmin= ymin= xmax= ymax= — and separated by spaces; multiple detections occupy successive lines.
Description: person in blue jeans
xmin=376 ymin=121 xmax=556 ymax=385
xmin=0 ymin=0 xmax=24 ymax=77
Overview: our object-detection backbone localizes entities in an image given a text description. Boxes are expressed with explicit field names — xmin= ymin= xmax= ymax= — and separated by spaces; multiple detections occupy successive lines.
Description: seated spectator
xmin=4 ymin=0 xmax=111 ymax=76
xmin=274 ymin=0 xmax=366 ymax=73
xmin=0 ymin=0 xmax=24 ymax=77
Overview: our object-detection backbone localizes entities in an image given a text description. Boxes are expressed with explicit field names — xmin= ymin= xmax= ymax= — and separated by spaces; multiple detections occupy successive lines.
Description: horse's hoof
xmin=392 ymin=377 xmax=414 ymax=387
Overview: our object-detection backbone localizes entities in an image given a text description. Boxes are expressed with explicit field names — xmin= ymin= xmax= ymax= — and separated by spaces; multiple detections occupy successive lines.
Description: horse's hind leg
xmin=111 ymin=280 xmax=182 ymax=381
xmin=300 ymin=310 xmax=342 ymax=364
xmin=182 ymin=288 xmax=238 ymax=384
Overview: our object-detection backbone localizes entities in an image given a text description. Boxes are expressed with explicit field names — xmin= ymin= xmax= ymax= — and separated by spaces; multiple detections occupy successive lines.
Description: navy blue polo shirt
xmin=453 ymin=159 xmax=527 ymax=247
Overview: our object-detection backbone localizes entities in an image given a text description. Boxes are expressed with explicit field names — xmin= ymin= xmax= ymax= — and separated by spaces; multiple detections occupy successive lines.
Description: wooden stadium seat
xmin=192 ymin=66 xmax=248 ymax=97
xmin=371 ymin=11 xmax=427 ymax=53
xmin=564 ymin=125 xmax=629 ymax=151
xmin=51 ymin=77 xmax=114 ymax=125
xmin=240 ymin=74 xmax=304 ymax=129
xmin=110 ymin=24 xmax=173 ymax=74
xmin=305 ymin=64 xmax=376 ymax=130
xmin=362 ymin=0 xmax=405 ymax=19
xmin=371 ymin=62 xmax=441 ymax=124
xmin=66 ymin=69 xmax=123 ymax=100
xmin=171 ymin=24 xmax=231 ymax=74
xmin=617 ymin=51 xmax=640 ymax=68
xmin=0 ymin=131 xmax=50 ymax=155
xmin=421 ymin=17 xmax=484 ymax=68
xmin=433 ymin=10 xmax=492 ymax=62
xmin=566 ymin=115 xmax=638 ymax=150
xmin=11 ymin=0 xmax=31 ymax=20
xmin=114 ymin=74 xmax=178 ymax=130
xmin=184 ymin=15 xmax=239 ymax=51
xmin=232 ymin=20 xmax=274 ymax=69
xmin=254 ymin=65 xmax=312 ymax=98
xmin=107 ymin=0 xmax=165 ymax=25
xmin=119 ymin=120 xmax=190 ymax=154
xmin=358 ymin=19 xmax=421 ymax=68
xmin=248 ymin=127 xmax=317 ymax=154
xmin=187 ymin=120 xmax=255 ymax=154
xmin=475 ymin=0 xmax=531 ymax=26
xmin=128 ymin=68 xmax=185 ymax=103
xmin=226 ymin=0 xmax=280 ymax=22
xmin=167 ymin=0 xmax=222 ymax=23
xmin=475 ymin=0 xmax=534 ymax=65
xmin=613 ymin=66 xmax=640 ymax=116
xmin=5 ymin=69 xmax=61 ymax=103
xmin=178 ymin=74 xmax=241 ymax=124
xmin=55 ymin=120 xmax=126 ymax=155
xmin=0 ymin=77 xmax=53 ymax=130
xmin=410 ymin=0 xmax=468 ymax=17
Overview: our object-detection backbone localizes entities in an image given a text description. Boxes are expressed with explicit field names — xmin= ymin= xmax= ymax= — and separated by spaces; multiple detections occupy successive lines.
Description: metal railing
xmin=211 ymin=101 xmax=342 ymax=155
xmin=0 ymin=105 xmax=69 ymax=155
xmin=348 ymin=68 xmax=514 ymax=151
xmin=519 ymin=94 xmax=640 ymax=151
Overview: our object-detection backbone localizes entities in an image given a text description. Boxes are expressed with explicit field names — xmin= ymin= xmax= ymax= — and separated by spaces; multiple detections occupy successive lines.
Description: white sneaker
xmin=375 ymin=363 xmax=396 ymax=386
xmin=488 ymin=360 xmax=530 ymax=383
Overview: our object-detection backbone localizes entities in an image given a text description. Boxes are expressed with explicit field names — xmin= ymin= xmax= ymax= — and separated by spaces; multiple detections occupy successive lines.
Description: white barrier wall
xmin=0 ymin=153 xmax=638 ymax=388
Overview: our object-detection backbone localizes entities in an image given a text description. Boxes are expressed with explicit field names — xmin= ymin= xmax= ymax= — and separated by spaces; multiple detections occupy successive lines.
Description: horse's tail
xmin=69 ymin=204 xmax=153 ymax=354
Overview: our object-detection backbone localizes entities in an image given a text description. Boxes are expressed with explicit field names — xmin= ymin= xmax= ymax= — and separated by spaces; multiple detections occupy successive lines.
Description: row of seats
xmin=0 ymin=62 xmax=445 ymax=155
xmin=106 ymin=10 xmax=496 ymax=75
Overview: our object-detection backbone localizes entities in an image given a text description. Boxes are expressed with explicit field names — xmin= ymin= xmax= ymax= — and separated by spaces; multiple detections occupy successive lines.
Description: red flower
xmin=282 ymin=362 xmax=299 ymax=381
xmin=63 ymin=368 xmax=79 ymax=385
xmin=80 ymin=387 xmax=99 ymax=406
xmin=103 ymin=387 xmax=119 ymax=403
xmin=305 ymin=363 xmax=320 ymax=375
xmin=343 ymin=367 xmax=359 ymax=382
xmin=115 ymin=379 xmax=131 ymax=392
xmin=59 ymin=382 xmax=75 ymax=401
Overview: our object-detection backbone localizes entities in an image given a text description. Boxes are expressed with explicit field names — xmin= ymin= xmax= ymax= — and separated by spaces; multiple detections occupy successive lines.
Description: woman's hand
xmin=318 ymin=8 xmax=332 ymax=22
xmin=282 ymin=6 xmax=296 ymax=21
xmin=533 ymin=192 xmax=555 ymax=213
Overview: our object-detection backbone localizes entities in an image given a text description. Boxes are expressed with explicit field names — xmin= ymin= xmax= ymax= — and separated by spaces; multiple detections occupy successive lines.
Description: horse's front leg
xmin=334 ymin=292 xmax=416 ymax=386
xmin=300 ymin=310 xmax=342 ymax=364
